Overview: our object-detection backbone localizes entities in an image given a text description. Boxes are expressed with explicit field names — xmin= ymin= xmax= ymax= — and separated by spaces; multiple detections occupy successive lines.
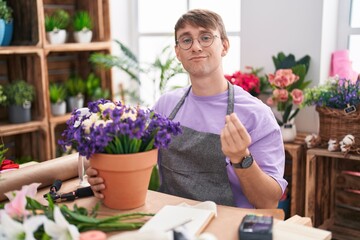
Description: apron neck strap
xmin=168 ymin=81 xmax=235 ymax=120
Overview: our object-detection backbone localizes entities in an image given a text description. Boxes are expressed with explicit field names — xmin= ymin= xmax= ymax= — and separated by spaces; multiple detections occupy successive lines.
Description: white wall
xmin=241 ymin=0 xmax=339 ymax=133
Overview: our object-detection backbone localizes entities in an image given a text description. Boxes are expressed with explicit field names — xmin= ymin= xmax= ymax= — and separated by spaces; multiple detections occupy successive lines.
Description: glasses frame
xmin=176 ymin=33 xmax=219 ymax=50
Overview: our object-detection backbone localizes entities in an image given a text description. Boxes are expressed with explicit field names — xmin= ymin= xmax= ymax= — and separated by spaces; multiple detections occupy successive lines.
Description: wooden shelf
xmin=0 ymin=120 xmax=47 ymax=136
xmin=0 ymin=0 xmax=112 ymax=161
xmin=44 ymin=41 xmax=112 ymax=53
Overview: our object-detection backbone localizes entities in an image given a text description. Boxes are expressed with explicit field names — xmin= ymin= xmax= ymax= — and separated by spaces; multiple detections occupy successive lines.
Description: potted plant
xmin=73 ymin=10 xmax=93 ymax=43
xmin=45 ymin=9 xmax=70 ymax=44
xmin=302 ymin=76 xmax=360 ymax=149
xmin=3 ymin=80 xmax=35 ymax=123
xmin=65 ymin=76 xmax=86 ymax=112
xmin=85 ymin=73 xmax=110 ymax=101
xmin=0 ymin=85 xmax=6 ymax=105
xmin=265 ymin=52 xmax=311 ymax=142
xmin=59 ymin=99 xmax=182 ymax=210
xmin=49 ymin=82 xmax=67 ymax=116
xmin=0 ymin=0 xmax=13 ymax=46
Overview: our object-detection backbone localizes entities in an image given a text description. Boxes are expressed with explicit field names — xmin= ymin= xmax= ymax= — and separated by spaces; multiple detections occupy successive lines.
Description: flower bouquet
xmin=225 ymin=66 xmax=268 ymax=97
xmin=303 ymin=76 xmax=360 ymax=149
xmin=0 ymin=183 xmax=154 ymax=239
xmin=266 ymin=52 xmax=311 ymax=127
xmin=59 ymin=99 xmax=182 ymax=209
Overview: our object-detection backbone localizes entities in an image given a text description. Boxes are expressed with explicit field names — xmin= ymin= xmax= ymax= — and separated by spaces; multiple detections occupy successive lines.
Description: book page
xmin=139 ymin=205 xmax=215 ymax=237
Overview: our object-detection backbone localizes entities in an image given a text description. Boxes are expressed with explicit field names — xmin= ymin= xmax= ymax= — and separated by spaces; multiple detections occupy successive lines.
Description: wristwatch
xmin=231 ymin=154 xmax=254 ymax=169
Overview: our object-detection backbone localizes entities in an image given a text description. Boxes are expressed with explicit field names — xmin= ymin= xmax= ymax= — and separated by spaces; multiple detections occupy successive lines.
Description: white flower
xmin=121 ymin=107 xmax=138 ymax=121
xmin=74 ymin=108 xmax=91 ymax=128
xmin=99 ymin=102 xmax=116 ymax=112
xmin=44 ymin=206 xmax=80 ymax=240
xmin=0 ymin=210 xmax=47 ymax=240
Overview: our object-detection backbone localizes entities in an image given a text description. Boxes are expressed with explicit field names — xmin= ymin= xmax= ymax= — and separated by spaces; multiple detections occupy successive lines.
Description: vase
xmin=89 ymin=149 xmax=158 ymax=210
xmin=281 ymin=122 xmax=297 ymax=142
xmin=74 ymin=30 xmax=93 ymax=43
xmin=8 ymin=102 xmax=32 ymax=123
xmin=46 ymin=29 xmax=67 ymax=44
xmin=51 ymin=101 xmax=66 ymax=116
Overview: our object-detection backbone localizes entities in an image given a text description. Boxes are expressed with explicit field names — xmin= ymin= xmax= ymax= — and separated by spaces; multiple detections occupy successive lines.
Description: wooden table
xmin=35 ymin=178 xmax=331 ymax=240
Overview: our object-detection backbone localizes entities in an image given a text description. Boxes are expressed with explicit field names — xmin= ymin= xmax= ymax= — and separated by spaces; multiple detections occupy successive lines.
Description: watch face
xmin=241 ymin=155 xmax=253 ymax=168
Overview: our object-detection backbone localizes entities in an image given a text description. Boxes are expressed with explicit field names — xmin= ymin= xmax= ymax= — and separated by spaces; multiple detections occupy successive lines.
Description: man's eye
xmin=201 ymin=35 xmax=212 ymax=42
xmin=181 ymin=38 xmax=192 ymax=44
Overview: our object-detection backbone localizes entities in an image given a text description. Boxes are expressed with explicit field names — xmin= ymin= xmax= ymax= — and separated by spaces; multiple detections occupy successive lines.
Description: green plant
xmin=85 ymin=73 xmax=110 ymax=100
xmin=0 ymin=0 xmax=13 ymax=23
xmin=0 ymin=85 xmax=6 ymax=105
xmin=149 ymin=45 xmax=186 ymax=101
xmin=73 ymin=10 xmax=93 ymax=31
xmin=90 ymin=40 xmax=142 ymax=103
xmin=45 ymin=9 xmax=70 ymax=32
xmin=65 ymin=76 xmax=86 ymax=97
xmin=49 ymin=82 xmax=67 ymax=103
xmin=0 ymin=143 xmax=8 ymax=166
xmin=3 ymin=80 xmax=35 ymax=106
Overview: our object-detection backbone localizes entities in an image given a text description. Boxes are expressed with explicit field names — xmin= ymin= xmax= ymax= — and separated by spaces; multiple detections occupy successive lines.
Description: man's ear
xmin=175 ymin=45 xmax=182 ymax=61
xmin=221 ymin=39 xmax=230 ymax=57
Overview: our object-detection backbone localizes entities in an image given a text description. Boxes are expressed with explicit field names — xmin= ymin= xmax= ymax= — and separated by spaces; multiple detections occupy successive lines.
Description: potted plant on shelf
xmin=45 ymin=9 xmax=70 ymax=44
xmin=266 ymin=52 xmax=311 ymax=142
xmin=73 ymin=10 xmax=93 ymax=43
xmin=2 ymin=80 xmax=35 ymax=123
xmin=302 ymin=76 xmax=360 ymax=150
xmin=85 ymin=73 xmax=110 ymax=101
xmin=58 ymin=99 xmax=182 ymax=210
xmin=0 ymin=0 xmax=13 ymax=46
xmin=65 ymin=76 xmax=86 ymax=112
xmin=0 ymin=85 xmax=6 ymax=105
xmin=49 ymin=82 xmax=67 ymax=116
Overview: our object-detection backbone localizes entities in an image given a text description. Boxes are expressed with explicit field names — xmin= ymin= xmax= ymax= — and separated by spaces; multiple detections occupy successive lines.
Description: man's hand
xmin=86 ymin=167 xmax=105 ymax=199
xmin=220 ymin=113 xmax=251 ymax=163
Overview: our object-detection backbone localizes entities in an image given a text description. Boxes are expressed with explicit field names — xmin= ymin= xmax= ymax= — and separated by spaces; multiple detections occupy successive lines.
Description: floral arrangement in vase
xmin=59 ymin=99 xmax=182 ymax=159
xmin=225 ymin=66 xmax=268 ymax=97
xmin=266 ymin=52 xmax=311 ymax=127
xmin=0 ymin=183 xmax=154 ymax=239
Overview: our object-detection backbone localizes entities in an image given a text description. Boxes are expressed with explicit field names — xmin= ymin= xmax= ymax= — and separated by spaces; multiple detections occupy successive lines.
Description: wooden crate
xmin=42 ymin=0 xmax=111 ymax=44
xmin=1 ymin=130 xmax=50 ymax=163
xmin=6 ymin=0 xmax=43 ymax=46
xmin=305 ymin=148 xmax=360 ymax=240
xmin=0 ymin=52 xmax=47 ymax=123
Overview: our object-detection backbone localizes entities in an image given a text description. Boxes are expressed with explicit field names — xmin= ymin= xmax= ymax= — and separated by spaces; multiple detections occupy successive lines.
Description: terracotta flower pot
xmin=90 ymin=149 xmax=158 ymax=210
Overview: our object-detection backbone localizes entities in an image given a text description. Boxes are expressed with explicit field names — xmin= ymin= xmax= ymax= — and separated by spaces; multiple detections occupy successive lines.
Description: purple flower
xmin=58 ymin=99 xmax=182 ymax=158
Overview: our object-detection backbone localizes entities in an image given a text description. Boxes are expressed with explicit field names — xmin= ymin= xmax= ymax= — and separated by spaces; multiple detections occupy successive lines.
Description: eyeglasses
xmin=176 ymin=33 xmax=219 ymax=50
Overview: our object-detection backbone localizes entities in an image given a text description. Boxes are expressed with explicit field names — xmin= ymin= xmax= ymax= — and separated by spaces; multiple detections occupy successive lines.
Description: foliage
xmin=0 ymin=143 xmax=8 ymax=166
xmin=0 ymin=85 xmax=6 ymax=105
xmin=0 ymin=183 xmax=154 ymax=239
xmin=149 ymin=45 xmax=186 ymax=101
xmin=73 ymin=11 xmax=93 ymax=31
xmin=59 ymin=99 xmax=182 ymax=159
xmin=0 ymin=0 xmax=13 ymax=23
xmin=303 ymin=76 xmax=360 ymax=109
xmin=85 ymin=73 xmax=110 ymax=101
xmin=49 ymin=82 xmax=67 ymax=104
xmin=2 ymin=80 xmax=35 ymax=106
xmin=225 ymin=66 xmax=268 ymax=97
xmin=45 ymin=9 xmax=70 ymax=32
xmin=65 ymin=76 xmax=86 ymax=97
xmin=90 ymin=41 xmax=186 ymax=104
xmin=267 ymin=52 xmax=311 ymax=126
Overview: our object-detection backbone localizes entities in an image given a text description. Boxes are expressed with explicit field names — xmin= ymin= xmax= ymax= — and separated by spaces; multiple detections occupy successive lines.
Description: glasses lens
xmin=199 ymin=33 xmax=214 ymax=47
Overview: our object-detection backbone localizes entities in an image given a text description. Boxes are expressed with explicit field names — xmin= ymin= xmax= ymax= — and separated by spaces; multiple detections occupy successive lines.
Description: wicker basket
xmin=316 ymin=106 xmax=360 ymax=148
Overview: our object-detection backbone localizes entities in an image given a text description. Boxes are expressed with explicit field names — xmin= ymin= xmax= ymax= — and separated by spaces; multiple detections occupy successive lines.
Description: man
xmin=88 ymin=9 xmax=287 ymax=209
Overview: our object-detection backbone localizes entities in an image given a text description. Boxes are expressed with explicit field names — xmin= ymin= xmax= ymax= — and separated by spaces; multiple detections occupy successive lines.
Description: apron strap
xmin=169 ymin=81 xmax=235 ymax=120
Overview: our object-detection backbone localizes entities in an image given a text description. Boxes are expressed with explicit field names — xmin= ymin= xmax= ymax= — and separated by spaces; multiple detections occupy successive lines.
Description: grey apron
xmin=158 ymin=83 xmax=235 ymax=206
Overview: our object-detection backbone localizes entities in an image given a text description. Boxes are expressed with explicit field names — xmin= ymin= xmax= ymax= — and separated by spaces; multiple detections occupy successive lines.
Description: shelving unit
xmin=0 ymin=0 xmax=112 ymax=161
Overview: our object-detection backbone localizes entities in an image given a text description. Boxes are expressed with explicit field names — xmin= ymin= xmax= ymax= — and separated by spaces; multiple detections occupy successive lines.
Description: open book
xmin=140 ymin=203 xmax=216 ymax=237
